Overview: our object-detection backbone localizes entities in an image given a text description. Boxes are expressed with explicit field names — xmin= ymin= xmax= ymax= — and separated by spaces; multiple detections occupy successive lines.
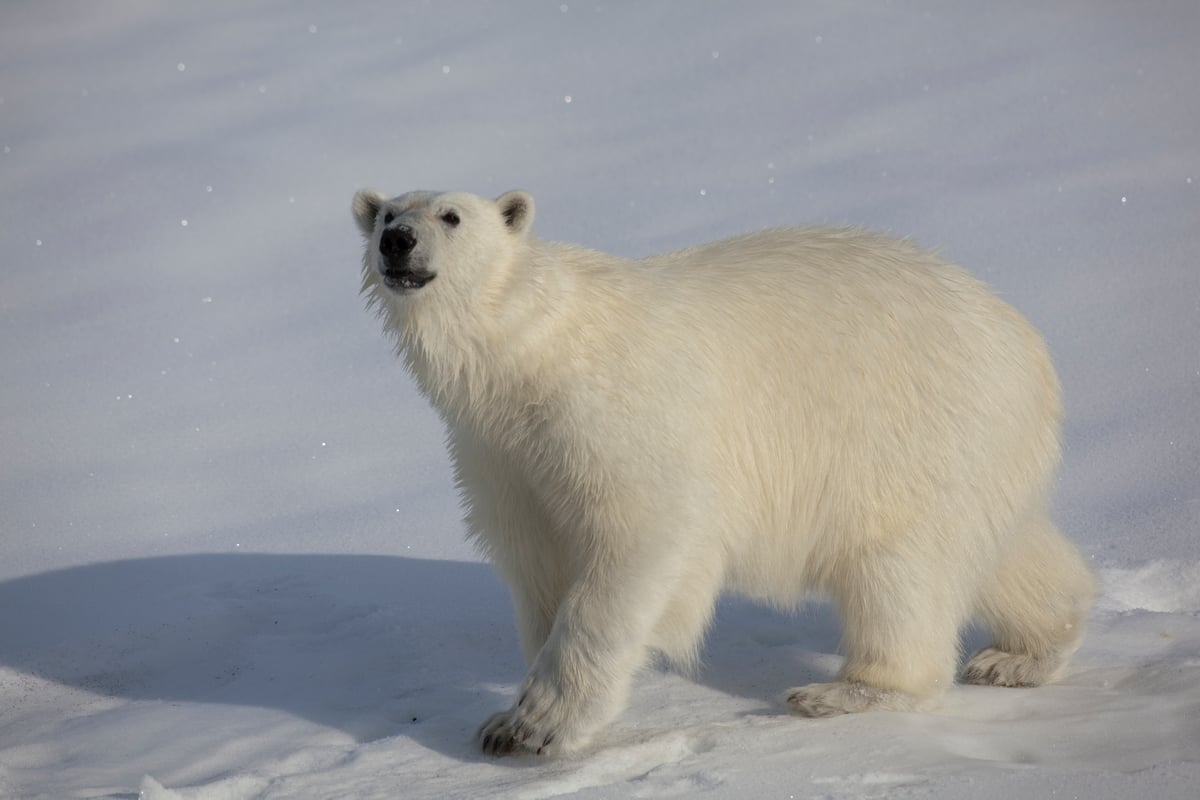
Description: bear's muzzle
xmin=379 ymin=225 xmax=436 ymax=291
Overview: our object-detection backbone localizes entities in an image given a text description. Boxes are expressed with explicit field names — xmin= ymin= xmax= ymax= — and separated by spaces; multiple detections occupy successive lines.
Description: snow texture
xmin=1 ymin=2 xmax=1198 ymax=798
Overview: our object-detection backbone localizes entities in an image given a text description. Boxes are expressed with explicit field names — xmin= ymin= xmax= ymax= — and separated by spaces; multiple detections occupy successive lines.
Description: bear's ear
xmin=352 ymin=189 xmax=388 ymax=238
xmin=496 ymin=190 xmax=535 ymax=236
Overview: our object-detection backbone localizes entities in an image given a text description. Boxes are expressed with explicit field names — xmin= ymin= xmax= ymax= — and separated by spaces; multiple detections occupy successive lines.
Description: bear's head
xmin=352 ymin=189 xmax=535 ymax=302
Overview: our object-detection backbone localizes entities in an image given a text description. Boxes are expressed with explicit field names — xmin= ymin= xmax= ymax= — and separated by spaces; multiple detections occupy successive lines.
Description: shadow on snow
xmin=0 ymin=553 xmax=927 ymax=760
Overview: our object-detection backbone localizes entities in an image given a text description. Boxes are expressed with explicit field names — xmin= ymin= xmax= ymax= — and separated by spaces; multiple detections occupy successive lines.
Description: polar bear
xmin=352 ymin=188 xmax=1095 ymax=756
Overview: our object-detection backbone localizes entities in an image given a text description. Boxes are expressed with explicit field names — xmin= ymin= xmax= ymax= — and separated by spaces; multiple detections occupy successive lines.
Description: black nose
xmin=380 ymin=226 xmax=417 ymax=261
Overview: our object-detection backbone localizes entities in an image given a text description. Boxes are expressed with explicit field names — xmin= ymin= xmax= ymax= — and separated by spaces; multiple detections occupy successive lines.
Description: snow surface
xmin=1 ymin=2 xmax=1198 ymax=798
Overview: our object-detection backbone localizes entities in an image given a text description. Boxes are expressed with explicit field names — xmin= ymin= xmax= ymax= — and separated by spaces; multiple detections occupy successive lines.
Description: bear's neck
xmin=400 ymin=238 xmax=614 ymax=436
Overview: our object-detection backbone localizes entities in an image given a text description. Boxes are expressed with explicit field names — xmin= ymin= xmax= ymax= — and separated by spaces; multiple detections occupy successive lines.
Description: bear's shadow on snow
xmin=698 ymin=598 xmax=844 ymax=710
xmin=0 ymin=554 xmax=981 ymax=761
xmin=0 ymin=553 xmax=524 ymax=761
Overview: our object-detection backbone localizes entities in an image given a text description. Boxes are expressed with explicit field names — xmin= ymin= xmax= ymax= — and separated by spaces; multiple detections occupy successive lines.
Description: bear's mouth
xmin=382 ymin=269 xmax=437 ymax=292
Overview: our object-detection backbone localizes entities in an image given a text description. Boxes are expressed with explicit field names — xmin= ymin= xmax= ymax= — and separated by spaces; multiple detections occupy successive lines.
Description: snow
xmin=1 ymin=1 xmax=1198 ymax=798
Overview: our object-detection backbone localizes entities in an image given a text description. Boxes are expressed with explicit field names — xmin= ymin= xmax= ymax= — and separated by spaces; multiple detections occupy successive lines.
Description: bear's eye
xmin=440 ymin=210 xmax=460 ymax=227
xmin=383 ymin=211 xmax=395 ymax=225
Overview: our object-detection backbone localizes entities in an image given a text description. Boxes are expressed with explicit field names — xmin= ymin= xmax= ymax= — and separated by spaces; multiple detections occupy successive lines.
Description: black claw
xmin=518 ymin=692 xmax=527 ymax=708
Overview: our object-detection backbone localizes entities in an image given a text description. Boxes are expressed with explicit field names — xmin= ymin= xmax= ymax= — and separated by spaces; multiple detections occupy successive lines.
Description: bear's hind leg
xmin=787 ymin=550 xmax=966 ymax=717
xmin=964 ymin=513 xmax=1094 ymax=687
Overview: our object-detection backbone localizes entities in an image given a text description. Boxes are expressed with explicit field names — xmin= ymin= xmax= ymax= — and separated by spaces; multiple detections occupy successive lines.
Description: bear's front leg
xmin=478 ymin=539 xmax=688 ymax=756
xmin=478 ymin=648 xmax=577 ymax=756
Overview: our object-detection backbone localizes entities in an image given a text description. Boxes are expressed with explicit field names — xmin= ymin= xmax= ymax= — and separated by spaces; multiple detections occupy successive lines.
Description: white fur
xmin=353 ymin=189 xmax=1095 ymax=756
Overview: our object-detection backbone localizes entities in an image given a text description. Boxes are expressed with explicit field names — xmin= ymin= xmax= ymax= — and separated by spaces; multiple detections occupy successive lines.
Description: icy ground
xmin=1 ymin=2 xmax=1198 ymax=798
